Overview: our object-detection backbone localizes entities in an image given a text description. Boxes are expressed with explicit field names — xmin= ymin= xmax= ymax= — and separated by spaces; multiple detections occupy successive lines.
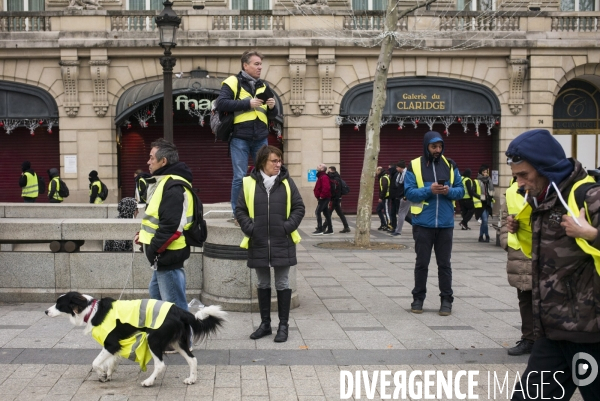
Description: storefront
xmin=337 ymin=77 xmax=501 ymax=213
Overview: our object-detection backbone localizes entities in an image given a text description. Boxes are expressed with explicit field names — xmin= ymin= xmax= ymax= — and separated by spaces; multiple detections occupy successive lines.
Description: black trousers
xmin=458 ymin=199 xmax=475 ymax=227
xmin=323 ymin=198 xmax=349 ymax=231
xmin=518 ymin=289 xmax=534 ymax=341
xmin=411 ymin=225 xmax=454 ymax=301
xmin=511 ymin=338 xmax=600 ymax=400
xmin=315 ymin=198 xmax=332 ymax=232
xmin=390 ymin=198 xmax=400 ymax=230
xmin=376 ymin=200 xmax=390 ymax=226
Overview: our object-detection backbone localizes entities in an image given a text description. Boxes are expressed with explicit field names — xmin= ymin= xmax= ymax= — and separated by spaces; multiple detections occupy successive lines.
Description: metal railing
xmin=551 ymin=15 xmax=599 ymax=31
xmin=212 ymin=12 xmax=285 ymax=30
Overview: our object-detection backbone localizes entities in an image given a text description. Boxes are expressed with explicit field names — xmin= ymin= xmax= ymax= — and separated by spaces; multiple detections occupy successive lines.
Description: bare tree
xmin=354 ymin=0 xmax=439 ymax=247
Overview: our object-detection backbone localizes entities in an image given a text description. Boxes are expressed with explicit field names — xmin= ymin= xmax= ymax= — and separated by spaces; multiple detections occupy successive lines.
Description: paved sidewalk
xmin=0 ymin=217 xmax=584 ymax=400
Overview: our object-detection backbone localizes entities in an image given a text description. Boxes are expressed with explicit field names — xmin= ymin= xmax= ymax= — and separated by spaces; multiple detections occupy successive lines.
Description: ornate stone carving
xmin=59 ymin=60 xmax=80 ymax=117
xmin=507 ymin=58 xmax=528 ymax=115
xmin=317 ymin=58 xmax=336 ymax=115
xmin=90 ymin=60 xmax=111 ymax=117
xmin=288 ymin=58 xmax=307 ymax=116
xmin=67 ymin=0 xmax=101 ymax=10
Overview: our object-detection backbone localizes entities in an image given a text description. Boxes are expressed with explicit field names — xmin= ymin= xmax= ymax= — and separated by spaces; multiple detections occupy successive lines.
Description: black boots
xmin=250 ymin=288 xmax=272 ymax=339
xmin=274 ymin=289 xmax=292 ymax=343
xmin=507 ymin=339 xmax=534 ymax=356
xmin=439 ymin=297 xmax=452 ymax=316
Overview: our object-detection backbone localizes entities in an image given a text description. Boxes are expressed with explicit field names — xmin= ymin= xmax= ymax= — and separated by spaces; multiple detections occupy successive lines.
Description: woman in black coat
xmin=236 ymin=145 xmax=305 ymax=343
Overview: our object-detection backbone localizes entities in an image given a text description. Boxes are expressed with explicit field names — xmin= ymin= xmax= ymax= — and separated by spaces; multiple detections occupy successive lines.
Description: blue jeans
xmin=479 ymin=209 xmax=489 ymax=237
xmin=148 ymin=268 xmax=188 ymax=312
xmin=230 ymin=137 xmax=268 ymax=213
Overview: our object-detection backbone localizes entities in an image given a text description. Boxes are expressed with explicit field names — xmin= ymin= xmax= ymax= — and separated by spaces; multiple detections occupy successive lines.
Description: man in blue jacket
xmin=404 ymin=131 xmax=464 ymax=316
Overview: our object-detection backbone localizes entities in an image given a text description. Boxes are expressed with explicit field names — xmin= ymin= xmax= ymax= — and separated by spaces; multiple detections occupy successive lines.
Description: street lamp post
xmin=155 ymin=0 xmax=181 ymax=143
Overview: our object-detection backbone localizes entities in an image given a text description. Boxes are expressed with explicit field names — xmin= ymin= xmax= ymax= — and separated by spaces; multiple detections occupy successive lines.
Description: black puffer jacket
xmin=235 ymin=165 xmax=305 ymax=269
xmin=143 ymin=162 xmax=194 ymax=271
xmin=217 ymin=72 xmax=279 ymax=142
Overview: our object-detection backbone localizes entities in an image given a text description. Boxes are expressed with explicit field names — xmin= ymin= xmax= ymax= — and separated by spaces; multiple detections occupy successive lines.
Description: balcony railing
xmin=440 ymin=12 xmax=520 ymax=31
xmin=551 ymin=14 xmax=599 ymax=31
xmin=342 ymin=12 xmax=408 ymax=31
xmin=0 ymin=13 xmax=52 ymax=32
xmin=110 ymin=11 xmax=185 ymax=32
xmin=212 ymin=11 xmax=284 ymax=30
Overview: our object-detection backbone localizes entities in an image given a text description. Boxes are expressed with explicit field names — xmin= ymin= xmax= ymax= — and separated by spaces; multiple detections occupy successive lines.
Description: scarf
xmin=396 ymin=170 xmax=406 ymax=185
xmin=241 ymin=70 xmax=257 ymax=92
xmin=260 ymin=170 xmax=278 ymax=194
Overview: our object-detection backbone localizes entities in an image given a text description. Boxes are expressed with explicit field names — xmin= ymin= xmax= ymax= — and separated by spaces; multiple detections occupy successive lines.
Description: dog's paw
xmin=183 ymin=376 xmax=197 ymax=385
xmin=141 ymin=378 xmax=155 ymax=387
xmin=98 ymin=373 xmax=109 ymax=383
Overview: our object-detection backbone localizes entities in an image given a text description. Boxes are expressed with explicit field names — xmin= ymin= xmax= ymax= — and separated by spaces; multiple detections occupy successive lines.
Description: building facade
xmin=0 ymin=0 xmax=598 ymax=213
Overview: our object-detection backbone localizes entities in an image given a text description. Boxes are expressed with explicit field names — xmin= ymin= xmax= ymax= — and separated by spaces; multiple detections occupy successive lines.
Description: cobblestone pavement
xmin=0 ymin=217 xmax=584 ymax=400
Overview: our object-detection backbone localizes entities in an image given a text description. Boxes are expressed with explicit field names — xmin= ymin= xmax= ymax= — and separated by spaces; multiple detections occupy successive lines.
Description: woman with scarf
xmin=104 ymin=197 xmax=137 ymax=251
xmin=236 ymin=145 xmax=305 ymax=343
xmin=474 ymin=164 xmax=495 ymax=242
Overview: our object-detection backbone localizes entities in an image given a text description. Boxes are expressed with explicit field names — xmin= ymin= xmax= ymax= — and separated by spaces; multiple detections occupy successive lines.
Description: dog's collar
xmin=83 ymin=299 xmax=97 ymax=323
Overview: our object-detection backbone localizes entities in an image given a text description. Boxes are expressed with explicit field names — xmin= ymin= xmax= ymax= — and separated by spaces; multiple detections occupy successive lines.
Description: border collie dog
xmin=45 ymin=292 xmax=226 ymax=387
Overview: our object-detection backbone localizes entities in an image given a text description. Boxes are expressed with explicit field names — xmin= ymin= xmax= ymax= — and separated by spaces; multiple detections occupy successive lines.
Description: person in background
xmin=47 ymin=168 xmax=63 ymax=203
xmin=104 ymin=197 xmax=137 ymax=252
xmin=89 ymin=170 xmax=103 ymax=204
xmin=458 ymin=168 xmax=475 ymax=230
xmin=376 ymin=166 xmax=391 ymax=231
xmin=390 ymin=160 xmax=412 ymax=237
xmin=474 ymin=164 xmax=494 ymax=242
xmin=322 ymin=166 xmax=351 ymax=233
xmin=500 ymin=178 xmax=534 ymax=356
xmin=236 ymin=145 xmax=305 ymax=343
xmin=134 ymin=168 xmax=151 ymax=205
xmin=404 ymin=131 xmax=464 ymax=316
xmin=19 ymin=161 xmax=39 ymax=203
xmin=312 ymin=163 xmax=333 ymax=236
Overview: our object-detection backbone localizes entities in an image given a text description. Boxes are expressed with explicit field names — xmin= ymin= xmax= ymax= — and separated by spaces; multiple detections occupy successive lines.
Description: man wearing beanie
xmin=88 ymin=170 xmax=103 ymax=204
xmin=404 ymin=131 xmax=464 ymax=316
xmin=19 ymin=161 xmax=39 ymax=202
xmin=506 ymin=129 xmax=600 ymax=400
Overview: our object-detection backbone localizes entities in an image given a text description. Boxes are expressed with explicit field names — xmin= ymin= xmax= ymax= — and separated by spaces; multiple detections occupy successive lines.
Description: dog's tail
xmin=184 ymin=305 xmax=227 ymax=343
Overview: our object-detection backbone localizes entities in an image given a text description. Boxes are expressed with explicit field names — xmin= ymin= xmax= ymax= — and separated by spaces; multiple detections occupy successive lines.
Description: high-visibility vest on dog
xmin=91 ymin=299 xmax=173 ymax=371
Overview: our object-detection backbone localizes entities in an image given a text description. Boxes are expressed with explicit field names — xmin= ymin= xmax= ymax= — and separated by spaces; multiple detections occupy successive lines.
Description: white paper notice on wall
xmin=492 ymin=170 xmax=499 ymax=186
xmin=64 ymin=155 xmax=77 ymax=174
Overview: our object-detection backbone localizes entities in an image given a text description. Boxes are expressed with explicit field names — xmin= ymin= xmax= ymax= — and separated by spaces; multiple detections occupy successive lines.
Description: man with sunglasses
xmin=505 ymin=129 xmax=600 ymax=400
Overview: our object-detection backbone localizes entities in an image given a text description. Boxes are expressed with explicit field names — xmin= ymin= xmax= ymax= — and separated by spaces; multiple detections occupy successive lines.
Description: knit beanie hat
xmin=89 ymin=170 xmax=98 ymax=179
xmin=21 ymin=161 xmax=31 ymax=172
xmin=506 ymin=129 xmax=573 ymax=185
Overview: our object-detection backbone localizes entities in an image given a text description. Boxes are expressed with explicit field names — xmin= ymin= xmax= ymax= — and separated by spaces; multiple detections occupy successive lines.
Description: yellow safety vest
xmin=91 ymin=299 xmax=172 ymax=371
xmin=473 ymin=180 xmax=483 ymax=208
xmin=461 ymin=177 xmax=472 ymax=199
xmin=89 ymin=181 xmax=103 ymax=204
xmin=379 ymin=175 xmax=390 ymax=198
xmin=223 ymin=76 xmax=268 ymax=127
xmin=136 ymin=177 xmax=148 ymax=203
xmin=239 ymin=176 xmax=302 ymax=249
xmin=409 ymin=155 xmax=455 ymax=215
xmin=139 ymin=175 xmax=194 ymax=250
xmin=506 ymin=182 xmax=530 ymax=255
xmin=22 ymin=172 xmax=38 ymax=198
xmin=49 ymin=177 xmax=63 ymax=202
xmin=567 ymin=176 xmax=600 ymax=276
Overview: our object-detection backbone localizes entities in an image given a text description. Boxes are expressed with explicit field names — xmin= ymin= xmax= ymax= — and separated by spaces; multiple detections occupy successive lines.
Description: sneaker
xmin=377 ymin=225 xmax=386 ymax=231
xmin=390 ymin=232 xmax=401 ymax=237
xmin=323 ymin=230 xmax=334 ymax=236
xmin=340 ymin=227 xmax=351 ymax=233
xmin=311 ymin=230 xmax=323 ymax=236
xmin=387 ymin=224 xmax=394 ymax=231
xmin=410 ymin=299 xmax=423 ymax=314
xmin=438 ymin=298 xmax=452 ymax=316
xmin=459 ymin=222 xmax=467 ymax=230
xmin=507 ymin=340 xmax=534 ymax=356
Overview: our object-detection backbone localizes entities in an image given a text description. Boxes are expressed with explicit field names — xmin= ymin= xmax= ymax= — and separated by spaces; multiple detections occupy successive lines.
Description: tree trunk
xmin=353 ymin=0 xmax=438 ymax=247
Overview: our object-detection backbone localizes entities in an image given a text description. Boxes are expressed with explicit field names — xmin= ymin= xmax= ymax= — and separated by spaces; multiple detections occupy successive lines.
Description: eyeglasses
xmin=269 ymin=159 xmax=282 ymax=165
xmin=506 ymin=155 xmax=524 ymax=165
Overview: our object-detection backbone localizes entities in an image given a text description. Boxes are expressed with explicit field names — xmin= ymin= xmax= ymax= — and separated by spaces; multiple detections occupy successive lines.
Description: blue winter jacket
xmin=404 ymin=131 xmax=464 ymax=228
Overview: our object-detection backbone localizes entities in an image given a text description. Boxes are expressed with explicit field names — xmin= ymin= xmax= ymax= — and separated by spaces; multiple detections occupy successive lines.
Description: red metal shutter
xmin=0 ymin=126 xmax=60 ymax=203
xmin=340 ymin=123 xmax=493 ymax=213
xmin=119 ymin=125 xmax=282 ymax=204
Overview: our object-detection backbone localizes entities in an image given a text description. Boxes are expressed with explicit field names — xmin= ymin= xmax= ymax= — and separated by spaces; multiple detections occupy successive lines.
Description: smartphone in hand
xmin=437 ymin=179 xmax=445 ymax=186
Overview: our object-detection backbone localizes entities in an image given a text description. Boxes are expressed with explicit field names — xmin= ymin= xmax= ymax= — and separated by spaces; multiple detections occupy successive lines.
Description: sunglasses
xmin=506 ymin=155 xmax=524 ymax=165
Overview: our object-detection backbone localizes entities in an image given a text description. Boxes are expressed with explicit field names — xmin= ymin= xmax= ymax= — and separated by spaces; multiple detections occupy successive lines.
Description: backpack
xmin=340 ymin=178 xmax=350 ymax=196
xmin=210 ymin=78 xmax=241 ymax=142
xmin=58 ymin=178 xmax=69 ymax=198
xmin=37 ymin=175 xmax=45 ymax=196
xmin=98 ymin=181 xmax=108 ymax=201
xmin=166 ymin=179 xmax=207 ymax=247
xmin=329 ymin=177 xmax=341 ymax=199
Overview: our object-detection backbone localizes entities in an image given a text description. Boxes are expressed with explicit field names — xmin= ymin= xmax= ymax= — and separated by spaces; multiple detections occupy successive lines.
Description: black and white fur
xmin=45 ymin=292 xmax=226 ymax=387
